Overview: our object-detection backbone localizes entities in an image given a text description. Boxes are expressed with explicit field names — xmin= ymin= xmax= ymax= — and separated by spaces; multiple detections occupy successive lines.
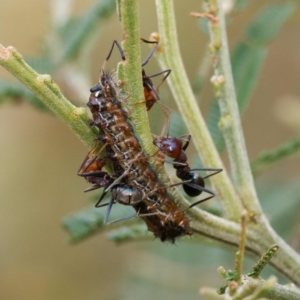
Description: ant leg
xmin=94 ymin=141 xmax=108 ymax=156
xmin=159 ymin=103 xmax=171 ymax=137
xmin=144 ymin=69 xmax=172 ymax=135
xmin=143 ymin=69 xmax=172 ymax=99
xmin=176 ymin=134 xmax=192 ymax=141
xmin=102 ymin=152 xmax=144 ymax=192
xmin=163 ymin=160 xmax=187 ymax=167
xmin=104 ymin=197 xmax=116 ymax=224
xmin=96 ymin=200 xmax=116 ymax=208
xmin=105 ymin=213 xmax=139 ymax=225
xmin=103 ymin=171 xmax=130 ymax=193
xmin=181 ymin=194 xmax=215 ymax=212
xmin=189 ymin=168 xmax=223 ymax=180
xmin=101 ymin=40 xmax=125 ymax=74
xmin=143 ymin=180 xmax=194 ymax=198
xmin=80 ymin=170 xmax=107 ymax=177
xmin=105 ymin=204 xmax=147 ymax=225
xmin=77 ymin=141 xmax=100 ymax=174
xmin=183 ymin=182 xmax=215 ymax=196
xmin=140 ymin=38 xmax=158 ymax=66
xmin=78 ymin=154 xmax=98 ymax=175
xmin=84 ymin=185 xmax=102 ymax=193
xmin=98 ymin=199 xmax=139 ymax=226
xmin=155 ymin=69 xmax=171 ymax=92
xmin=95 ymin=188 xmax=111 ymax=207
xmin=181 ymin=134 xmax=192 ymax=151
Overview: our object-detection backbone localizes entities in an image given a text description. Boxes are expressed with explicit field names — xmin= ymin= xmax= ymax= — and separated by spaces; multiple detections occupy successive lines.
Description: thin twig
xmin=234 ymin=212 xmax=247 ymax=284
xmin=0 ymin=45 xmax=96 ymax=149
xmin=154 ymin=0 xmax=242 ymax=221
xmin=204 ymin=0 xmax=261 ymax=214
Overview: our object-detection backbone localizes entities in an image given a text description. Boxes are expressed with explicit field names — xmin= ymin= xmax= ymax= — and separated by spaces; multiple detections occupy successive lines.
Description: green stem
xmin=117 ymin=0 xmax=185 ymax=202
xmin=0 ymin=45 xmax=96 ymax=149
xmin=206 ymin=0 xmax=261 ymax=215
xmin=234 ymin=212 xmax=247 ymax=284
xmin=154 ymin=0 xmax=242 ymax=221
xmin=237 ymin=276 xmax=300 ymax=300
xmin=204 ymin=0 xmax=300 ymax=286
xmin=117 ymin=0 xmax=155 ymax=154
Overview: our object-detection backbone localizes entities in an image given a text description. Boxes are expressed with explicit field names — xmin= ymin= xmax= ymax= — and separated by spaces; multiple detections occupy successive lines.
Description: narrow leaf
xmin=246 ymin=3 xmax=296 ymax=46
xmin=234 ymin=0 xmax=251 ymax=11
xmin=62 ymin=204 xmax=139 ymax=243
xmin=58 ymin=0 xmax=116 ymax=62
xmin=251 ymin=137 xmax=300 ymax=174
xmin=106 ymin=224 xmax=149 ymax=243
xmin=0 ymin=80 xmax=48 ymax=111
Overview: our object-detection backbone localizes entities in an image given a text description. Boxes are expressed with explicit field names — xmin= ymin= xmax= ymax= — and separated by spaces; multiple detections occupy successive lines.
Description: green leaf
xmin=62 ymin=203 xmax=139 ymax=243
xmin=257 ymin=178 xmax=300 ymax=238
xmin=234 ymin=0 xmax=251 ymax=11
xmin=251 ymin=137 xmax=300 ymax=174
xmin=106 ymin=224 xmax=149 ymax=243
xmin=62 ymin=206 xmax=106 ymax=243
xmin=246 ymin=3 xmax=296 ymax=46
xmin=58 ymin=0 xmax=116 ymax=62
xmin=232 ymin=43 xmax=267 ymax=111
xmin=0 ymin=80 xmax=49 ymax=111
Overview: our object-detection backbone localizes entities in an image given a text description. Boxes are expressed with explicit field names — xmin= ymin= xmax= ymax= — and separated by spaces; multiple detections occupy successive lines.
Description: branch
xmin=0 ymin=45 xmax=97 ymax=149
xmin=154 ymin=0 xmax=242 ymax=221
xmin=203 ymin=0 xmax=261 ymax=214
xmin=117 ymin=0 xmax=187 ymax=203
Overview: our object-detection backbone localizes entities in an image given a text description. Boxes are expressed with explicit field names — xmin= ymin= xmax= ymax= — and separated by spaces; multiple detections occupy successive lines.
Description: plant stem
xmin=234 ymin=212 xmax=247 ymax=284
xmin=237 ymin=276 xmax=300 ymax=300
xmin=152 ymin=0 xmax=300 ymax=286
xmin=202 ymin=0 xmax=300 ymax=286
xmin=0 ymin=45 xmax=96 ymax=149
xmin=117 ymin=0 xmax=155 ymax=154
xmin=205 ymin=0 xmax=261 ymax=215
xmin=116 ymin=0 xmax=185 ymax=201
xmin=154 ymin=0 xmax=242 ymax=221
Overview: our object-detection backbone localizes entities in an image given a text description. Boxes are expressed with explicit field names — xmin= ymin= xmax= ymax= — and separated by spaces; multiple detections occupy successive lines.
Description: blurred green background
xmin=1 ymin=1 xmax=300 ymax=299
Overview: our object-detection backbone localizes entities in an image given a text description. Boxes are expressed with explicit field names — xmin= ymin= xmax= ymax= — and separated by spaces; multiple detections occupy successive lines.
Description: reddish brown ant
xmin=92 ymin=38 xmax=171 ymax=116
xmin=153 ymin=134 xmax=222 ymax=205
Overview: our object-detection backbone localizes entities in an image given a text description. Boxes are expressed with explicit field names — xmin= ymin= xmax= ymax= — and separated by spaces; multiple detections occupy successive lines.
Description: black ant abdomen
xmin=178 ymin=172 xmax=205 ymax=197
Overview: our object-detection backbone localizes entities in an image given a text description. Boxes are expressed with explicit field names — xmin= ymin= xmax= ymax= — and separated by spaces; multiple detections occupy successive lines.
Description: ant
xmin=78 ymin=147 xmax=143 ymax=224
xmin=91 ymin=38 xmax=171 ymax=120
xmin=153 ymin=134 xmax=222 ymax=205
xmin=77 ymin=147 xmax=191 ymax=230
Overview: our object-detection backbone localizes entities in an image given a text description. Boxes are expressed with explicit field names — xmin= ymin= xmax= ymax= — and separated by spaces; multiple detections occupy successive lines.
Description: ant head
xmin=153 ymin=136 xmax=182 ymax=159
